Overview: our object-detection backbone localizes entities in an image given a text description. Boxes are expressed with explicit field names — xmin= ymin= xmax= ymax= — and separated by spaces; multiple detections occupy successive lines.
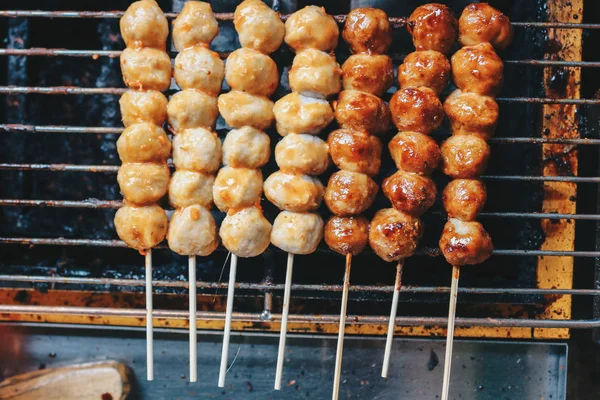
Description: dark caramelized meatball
xmin=444 ymin=89 xmax=499 ymax=139
xmin=398 ymin=50 xmax=451 ymax=94
xmin=342 ymin=8 xmax=392 ymax=54
xmin=439 ymin=219 xmax=493 ymax=265
xmin=389 ymin=87 xmax=444 ymax=134
xmin=388 ymin=132 xmax=441 ymax=176
xmin=442 ymin=179 xmax=487 ymax=221
xmin=451 ymin=42 xmax=504 ymax=97
xmin=440 ymin=135 xmax=491 ymax=178
xmin=324 ymin=216 xmax=370 ymax=256
xmin=334 ymin=90 xmax=391 ymax=135
xmin=407 ymin=4 xmax=458 ymax=54
xmin=328 ymin=129 xmax=382 ymax=176
xmin=382 ymin=171 xmax=437 ymax=216
xmin=369 ymin=208 xmax=423 ymax=262
xmin=324 ymin=171 xmax=378 ymax=216
xmin=342 ymin=54 xmax=394 ymax=97
xmin=459 ymin=3 xmax=513 ymax=51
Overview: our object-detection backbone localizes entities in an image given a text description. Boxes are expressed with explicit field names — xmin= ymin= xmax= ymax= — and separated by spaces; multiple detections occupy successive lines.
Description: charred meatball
xmin=369 ymin=208 xmax=423 ymax=262
xmin=328 ymin=129 xmax=382 ymax=176
xmin=442 ymin=179 xmax=487 ymax=222
xmin=398 ymin=50 xmax=451 ymax=94
xmin=324 ymin=171 xmax=378 ymax=217
xmin=115 ymin=204 xmax=168 ymax=252
xmin=389 ymin=87 xmax=444 ymax=134
xmin=382 ymin=171 xmax=437 ymax=216
xmin=440 ymin=135 xmax=491 ymax=178
xmin=341 ymin=54 xmax=394 ymax=97
xmin=439 ymin=218 xmax=493 ymax=265
xmin=388 ymin=131 xmax=441 ymax=176
xmin=451 ymin=42 xmax=504 ymax=97
xmin=324 ymin=216 xmax=370 ymax=256
xmin=444 ymin=89 xmax=499 ymax=140
xmin=342 ymin=7 xmax=392 ymax=54
xmin=407 ymin=4 xmax=457 ymax=54
xmin=334 ymin=90 xmax=391 ymax=135
xmin=458 ymin=3 xmax=513 ymax=51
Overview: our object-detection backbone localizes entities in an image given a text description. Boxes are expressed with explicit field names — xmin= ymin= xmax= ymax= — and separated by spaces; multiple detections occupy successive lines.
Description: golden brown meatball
xmin=440 ymin=135 xmax=491 ymax=178
xmin=398 ymin=50 xmax=451 ymax=94
xmin=264 ymin=171 xmax=324 ymax=212
xmin=218 ymin=91 xmax=275 ymax=130
xmin=222 ymin=126 xmax=271 ymax=169
xmin=382 ymin=171 xmax=437 ymax=216
xmin=334 ymin=90 xmax=391 ymax=136
xmin=407 ymin=4 xmax=457 ymax=54
xmin=119 ymin=90 xmax=168 ymax=127
xmin=439 ymin=218 xmax=493 ymax=265
xmin=167 ymin=204 xmax=219 ymax=256
xmin=172 ymin=1 xmax=219 ymax=52
xmin=213 ymin=167 xmax=263 ymax=213
xmin=120 ymin=0 xmax=168 ymax=50
xmin=444 ymin=89 xmax=499 ymax=139
xmin=270 ymin=211 xmax=324 ymax=254
xmin=275 ymin=134 xmax=330 ymax=175
xmin=324 ymin=216 xmax=370 ymax=256
xmin=451 ymin=42 xmax=503 ymax=97
xmin=324 ymin=171 xmax=378 ymax=217
xmin=369 ymin=208 xmax=423 ymax=262
xmin=117 ymin=162 xmax=170 ymax=205
xmin=284 ymin=6 xmax=339 ymax=52
xmin=172 ymin=127 xmax=221 ymax=174
xmin=389 ymin=87 xmax=444 ymax=134
xmin=173 ymin=46 xmax=224 ymax=94
xmin=341 ymin=54 xmax=394 ymax=97
xmin=458 ymin=3 xmax=513 ymax=51
xmin=442 ymin=179 xmax=486 ymax=222
xmin=388 ymin=131 xmax=440 ymax=176
xmin=115 ymin=204 xmax=168 ymax=252
xmin=168 ymin=170 xmax=214 ymax=209
xmin=117 ymin=122 xmax=171 ymax=163
xmin=343 ymin=8 xmax=391 ymax=55
xmin=120 ymin=48 xmax=171 ymax=91
xmin=327 ymin=129 xmax=382 ymax=176
xmin=225 ymin=48 xmax=279 ymax=97
xmin=220 ymin=206 xmax=272 ymax=258
xmin=234 ymin=0 xmax=285 ymax=55
xmin=289 ymin=49 xmax=342 ymax=98
xmin=273 ymin=92 xmax=334 ymax=136
xmin=167 ymin=89 xmax=219 ymax=132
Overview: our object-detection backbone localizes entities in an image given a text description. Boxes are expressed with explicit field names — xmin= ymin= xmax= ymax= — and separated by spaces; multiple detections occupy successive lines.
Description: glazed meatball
xmin=225 ymin=48 xmax=279 ymax=97
xmin=343 ymin=7 xmax=392 ymax=55
xmin=451 ymin=42 xmax=504 ymax=97
xmin=324 ymin=216 xmax=370 ymax=255
xmin=120 ymin=0 xmax=168 ymax=50
xmin=441 ymin=135 xmax=491 ymax=178
xmin=324 ymin=171 xmax=378 ymax=216
xmin=439 ymin=218 xmax=493 ymax=265
xmin=328 ymin=129 xmax=382 ymax=176
xmin=442 ymin=179 xmax=486 ymax=222
xmin=264 ymin=171 xmax=324 ymax=212
xmin=117 ymin=122 xmax=171 ymax=163
xmin=213 ymin=167 xmax=263 ymax=212
xmin=334 ymin=90 xmax=390 ymax=135
xmin=273 ymin=92 xmax=334 ymax=136
xmin=369 ymin=208 xmax=423 ymax=262
xmin=220 ymin=206 xmax=272 ymax=258
xmin=120 ymin=48 xmax=171 ymax=91
xmin=398 ymin=50 xmax=451 ymax=95
xmin=388 ymin=131 xmax=441 ymax=176
xmin=342 ymin=54 xmax=394 ymax=97
xmin=389 ymin=87 xmax=444 ymax=134
xmin=284 ymin=6 xmax=339 ymax=52
xmin=119 ymin=90 xmax=168 ymax=127
xmin=459 ymin=3 xmax=513 ymax=51
xmin=173 ymin=46 xmax=224 ymax=95
xmin=407 ymin=4 xmax=457 ymax=54
xmin=275 ymin=134 xmax=330 ymax=175
xmin=169 ymin=170 xmax=215 ymax=209
xmin=270 ymin=211 xmax=324 ymax=254
xmin=168 ymin=205 xmax=219 ymax=256
xmin=382 ymin=171 xmax=437 ymax=216
xmin=117 ymin=162 xmax=169 ymax=205
xmin=289 ymin=49 xmax=342 ymax=98
xmin=218 ymin=91 xmax=274 ymax=130
xmin=115 ymin=204 xmax=168 ymax=252
xmin=167 ymin=90 xmax=219 ymax=132
xmin=234 ymin=0 xmax=285 ymax=55
xmin=172 ymin=1 xmax=219 ymax=51
xmin=222 ymin=126 xmax=271 ymax=168
xmin=172 ymin=127 xmax=221 ymax=174
xmin=444 ymin=89 xmax=499 ymax=139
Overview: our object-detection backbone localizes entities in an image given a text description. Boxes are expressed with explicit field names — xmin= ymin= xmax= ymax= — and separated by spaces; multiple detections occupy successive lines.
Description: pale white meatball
xmin=117 ymin=122 xmax=171 ymax=163
xmin=222 ymin=126 xmax=270 ymax=168
xmin=284 ymin=6 xmax=339 ymax=52
xmin=172 ymin=1 xmax=219 ymax=52
xmin=275 ymin=134 xmax=330 ymax=175
xmin=173 ymin=46 xmax=224 ymax=95
xmin=271 ymin=211 xmax=324 ymax=254
xmin=220 ymin=206 xmax=272 ymax=258
xmin=119 ymin=90 xmax=168 ymax=127
xmin=167 ymin=89 xmax=219 ymax=132
xmin=289 ymin=49 xmax=342 ymax=98
xmin=172 ymin=127 xmax=221 ymax=173
xmin=213 ymin=167 xmax=263 ymax=212
xmin=120 ymin=48 xmax=171 ymax=91
xmin=273 ymin=92 xmax=334 ymax=136
xmin=234 ymin=0 xmax=285 ymax=55
xmin=115 ymin=204 xmax=168 ymax=252
xmin=168 ymin=170 xmax=214 ymax=209
xmin=264 ymin=171 xmax=324 ymax=212
xmin=218 ymin=91 xmax=274 ymax=130
xmin=117 ymin=162 xmax=169 ymax=205
xmin=167 ymin=205 xmax=219 ymax=256
xmin=225 ymin=48 xmax=279 ymax=97
xmin=120 ymin=0 xmax=168 ymax=50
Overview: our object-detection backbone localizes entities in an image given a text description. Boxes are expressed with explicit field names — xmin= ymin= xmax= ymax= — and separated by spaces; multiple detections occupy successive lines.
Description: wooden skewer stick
xmin=274 ymin=252 xmax=295 ymax=390
xmin=145 ymin=249 xmax=154 ymax=381
xmin=441 ymin=265 xmax=460 ymax=400
xmin=381 ymin=259 xmax=404 ymax=378
xmin=218 ymin=254 xmax=238 ymax=387
xmin=189 ymin=255 xmax=197 ymax=383
xmin=332 ymin=253 xmax=352 ymax=400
